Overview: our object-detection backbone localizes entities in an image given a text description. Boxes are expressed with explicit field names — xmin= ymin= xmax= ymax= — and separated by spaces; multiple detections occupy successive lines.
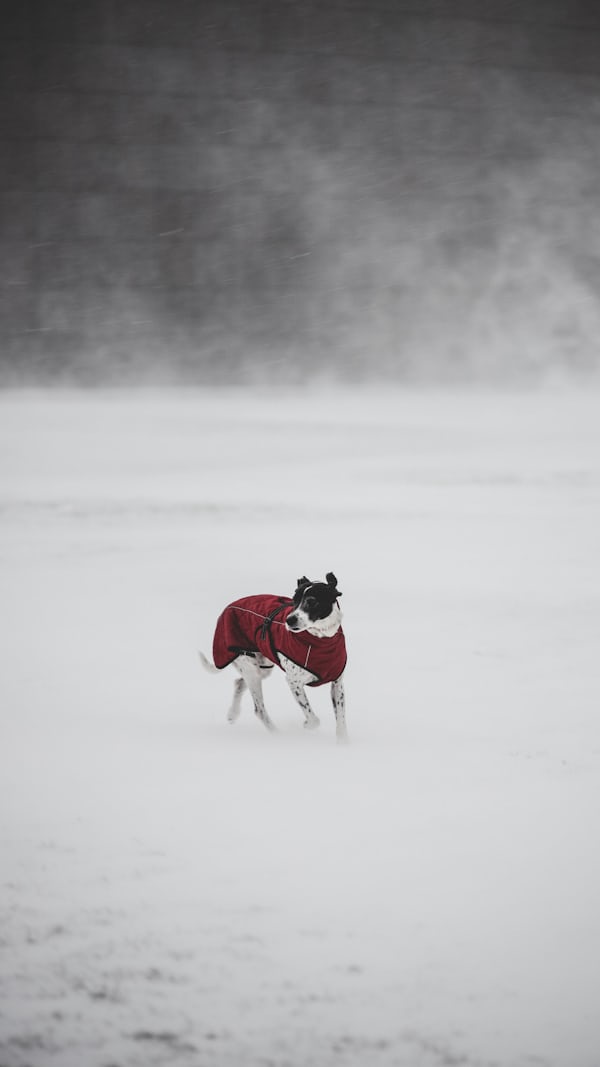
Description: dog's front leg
xmin=283 ymin=661 xmax=320 ymax=731
xmin=331 ymin=675 xmax=347 ymax=743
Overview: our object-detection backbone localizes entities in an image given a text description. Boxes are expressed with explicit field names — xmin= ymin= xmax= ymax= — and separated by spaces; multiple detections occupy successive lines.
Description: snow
xmin=1 ymin=386 xmax=599 ymax=1067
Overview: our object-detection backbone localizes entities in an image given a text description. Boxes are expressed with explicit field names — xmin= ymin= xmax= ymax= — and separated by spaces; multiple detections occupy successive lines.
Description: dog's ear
xmin=293 ymin=575 xmax=311 ymax=604
xmin=326 ymin=572 xmax=342 ymax=597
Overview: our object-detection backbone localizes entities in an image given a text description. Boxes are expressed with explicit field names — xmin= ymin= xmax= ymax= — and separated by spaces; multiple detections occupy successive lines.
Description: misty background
xmin=2 ymin=0 xmax=600 ymax=385
xmin=3 ymin=6 xmax=600 ymax=1064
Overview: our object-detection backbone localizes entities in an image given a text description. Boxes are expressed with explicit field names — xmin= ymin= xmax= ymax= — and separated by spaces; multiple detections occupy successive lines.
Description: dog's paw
xmin=304 ymin=715 xmax=321 ymax=730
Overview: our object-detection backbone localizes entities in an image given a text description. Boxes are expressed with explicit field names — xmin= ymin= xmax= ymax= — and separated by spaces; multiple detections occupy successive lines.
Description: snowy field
xmin=1 ymin=385 xmax=599 ymax=1067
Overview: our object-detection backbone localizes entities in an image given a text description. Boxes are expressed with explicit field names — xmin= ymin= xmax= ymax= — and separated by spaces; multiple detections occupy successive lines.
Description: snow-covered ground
xmin=1 ymin=386 xmax=599 ymax=1067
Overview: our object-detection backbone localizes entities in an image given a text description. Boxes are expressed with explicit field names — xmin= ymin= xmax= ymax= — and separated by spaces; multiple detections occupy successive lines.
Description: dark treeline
xmin=2 ymin=0 xmax=600 ymax=384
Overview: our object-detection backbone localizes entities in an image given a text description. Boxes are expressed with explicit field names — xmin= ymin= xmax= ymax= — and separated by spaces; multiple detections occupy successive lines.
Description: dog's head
xmin=286 ymin=572 xmax=343 ymax=635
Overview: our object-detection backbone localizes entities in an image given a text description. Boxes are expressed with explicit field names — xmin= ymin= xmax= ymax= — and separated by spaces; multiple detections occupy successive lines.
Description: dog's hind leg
xmin=236 ymin=657 xmax=276 ymax=733
xmin=228 ymin=674 xmax=246 ymax=724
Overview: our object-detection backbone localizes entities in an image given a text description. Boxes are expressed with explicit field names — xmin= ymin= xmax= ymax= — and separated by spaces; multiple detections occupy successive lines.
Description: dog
xmin=200 ymin=573 xmax=347 ymax=741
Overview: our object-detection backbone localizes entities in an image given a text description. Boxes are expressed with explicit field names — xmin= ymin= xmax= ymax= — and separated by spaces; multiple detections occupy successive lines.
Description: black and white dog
xmin=200 ymin=573 xmax=347 ymax=741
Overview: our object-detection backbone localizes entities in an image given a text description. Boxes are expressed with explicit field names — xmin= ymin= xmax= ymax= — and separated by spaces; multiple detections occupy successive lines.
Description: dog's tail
xmin=198 ymin=650 xmax=221 ymax=674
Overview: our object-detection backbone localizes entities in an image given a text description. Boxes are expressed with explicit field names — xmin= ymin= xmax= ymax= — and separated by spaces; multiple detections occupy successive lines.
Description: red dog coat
xmin=212 ymin=594 xmax=347 ymax=686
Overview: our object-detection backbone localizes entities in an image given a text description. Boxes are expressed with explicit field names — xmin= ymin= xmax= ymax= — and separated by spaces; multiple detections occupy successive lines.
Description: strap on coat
xmin=259 ymin=599 xmax=291 ymax=639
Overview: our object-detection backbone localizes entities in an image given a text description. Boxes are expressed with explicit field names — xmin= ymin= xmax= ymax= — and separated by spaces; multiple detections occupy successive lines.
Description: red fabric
xmin=212 ymin=594 xmax=346 ymax=686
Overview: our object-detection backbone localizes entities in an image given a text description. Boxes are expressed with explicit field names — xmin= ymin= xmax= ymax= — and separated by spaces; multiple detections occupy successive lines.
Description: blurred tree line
xmin=2 ymin=0 xmax=600 ymax=383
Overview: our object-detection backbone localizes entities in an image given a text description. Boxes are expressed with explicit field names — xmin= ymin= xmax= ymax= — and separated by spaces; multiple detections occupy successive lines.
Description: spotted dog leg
xmin=331 ymin=674 xmax=347 ymax=743
xmin=280 ymin=657 xmax=321 ymax=731
xmin=228 ymin=675 xmax=246 ymax=723
xmin=235 ymin=656 xmax=276 ymax=732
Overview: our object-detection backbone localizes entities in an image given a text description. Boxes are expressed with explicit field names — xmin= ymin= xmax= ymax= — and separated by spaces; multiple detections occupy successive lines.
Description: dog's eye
xmin=304 ymin=596 xmax=316 ymax=607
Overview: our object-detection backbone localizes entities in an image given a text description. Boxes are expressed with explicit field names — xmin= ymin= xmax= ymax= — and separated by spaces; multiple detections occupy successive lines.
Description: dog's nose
xmin=286 ymin=615 xmax=299 ymax=631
